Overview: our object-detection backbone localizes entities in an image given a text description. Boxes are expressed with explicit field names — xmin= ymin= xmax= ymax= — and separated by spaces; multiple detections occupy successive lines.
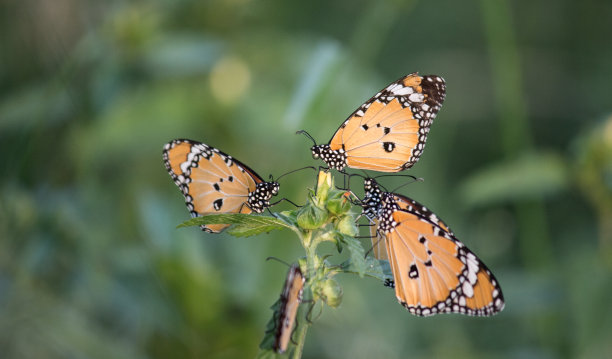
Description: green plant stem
xmin=291 ymin=319 xmax=310 ymax=359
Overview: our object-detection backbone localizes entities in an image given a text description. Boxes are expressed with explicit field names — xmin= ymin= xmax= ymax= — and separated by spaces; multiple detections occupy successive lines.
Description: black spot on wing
xmin=383 ymin=142 xmax=395 ymax=152
xmin=408 ymin=264 xmax=419 ymax=279
xmin=213 ymin=198 xmax=224 ymax=211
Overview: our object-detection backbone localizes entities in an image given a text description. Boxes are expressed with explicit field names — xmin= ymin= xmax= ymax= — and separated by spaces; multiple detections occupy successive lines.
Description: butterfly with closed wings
xmin=362 ymin=178 xmax=505 ymax=316
xmin=299 ymin=73 xmax=446 ymax=172
xmin=274 ymin=264 xmax=305 ymax=354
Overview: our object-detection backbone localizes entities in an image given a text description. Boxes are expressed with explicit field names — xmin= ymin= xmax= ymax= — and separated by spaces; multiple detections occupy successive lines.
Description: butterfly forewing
xmin=163 ymin=139 xmax=266 ymax=233
xmin=322 ymin=73 xmax=446 ymax=172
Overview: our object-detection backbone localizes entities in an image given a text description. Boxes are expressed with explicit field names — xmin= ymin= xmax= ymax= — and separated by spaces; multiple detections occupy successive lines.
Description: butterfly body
xmin=163 ymin=139 xmax=279 ymax=233
xmin=362 ymin=178 xmax=505 ymax=316
xmin=309 ymin=73 xmax=446 ymax=172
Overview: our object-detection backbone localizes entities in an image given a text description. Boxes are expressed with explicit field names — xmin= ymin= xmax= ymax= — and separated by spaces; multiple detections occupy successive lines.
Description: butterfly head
xmin=248 ymin=181 xmax=280 ymax=213
xmin=310 ymin=144 xmax=326 ymax=160
xmin=311 ymin=144 xmax=347 ymax=170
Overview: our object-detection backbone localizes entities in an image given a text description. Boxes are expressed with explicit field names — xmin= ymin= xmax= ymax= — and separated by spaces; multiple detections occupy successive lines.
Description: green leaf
xmin=342 ymin=257 xmax=393 ymax=284
xmin=226 ymin=224 xmax=284 ymax=237
xmin=177 ymin=213 xmax=294 ymax=237
xmin=459 ymin=151 xmax=570 ymax=207
xmin=258 ymin=298 xmax=281 ymax=355
xmin=296 ymin=203 xmax=329 ymax=230
xmin=338 ymin=235 xmax=367 ymax=277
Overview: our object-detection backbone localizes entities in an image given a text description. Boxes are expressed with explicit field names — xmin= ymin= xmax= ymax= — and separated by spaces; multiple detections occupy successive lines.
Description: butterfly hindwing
xmin=312 ymin=73 xmax=446 ymax=172
xmin=163 ymin=139 xmax=277 ymax=233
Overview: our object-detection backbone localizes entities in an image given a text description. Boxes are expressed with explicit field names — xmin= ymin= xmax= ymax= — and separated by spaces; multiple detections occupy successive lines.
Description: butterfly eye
xmin=311 ymin=146 xmax=321 ymax=159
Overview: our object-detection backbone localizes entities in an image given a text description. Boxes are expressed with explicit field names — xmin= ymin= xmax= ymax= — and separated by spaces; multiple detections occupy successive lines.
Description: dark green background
xmin=2 ymin=0 xmax=611 ymax=358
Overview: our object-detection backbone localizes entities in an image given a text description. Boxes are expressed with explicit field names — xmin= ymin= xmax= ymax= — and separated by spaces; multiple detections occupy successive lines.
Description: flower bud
xmin=319 ymin=278 xmax=343 ymax=308
xmin=336 ymin=215 xmax=358 ymax=237
xmin=326 ymin=190 xmax=352 ymax=216
xmin=296 ymin=204 xmax=328 ymax=230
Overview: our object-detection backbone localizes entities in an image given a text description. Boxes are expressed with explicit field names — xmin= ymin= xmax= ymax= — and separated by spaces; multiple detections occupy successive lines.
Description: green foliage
xmin=178 ymin=213 xmax=294 ymax=237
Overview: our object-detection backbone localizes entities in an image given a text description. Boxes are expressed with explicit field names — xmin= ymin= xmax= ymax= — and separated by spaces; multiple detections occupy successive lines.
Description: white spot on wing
xmin=462 ymin=281 xmax=474 ymax=298
xmin=408 ymin=93 xmax=424 ymax=102
xmin=392 ymin=86 xmax=415 ymax=96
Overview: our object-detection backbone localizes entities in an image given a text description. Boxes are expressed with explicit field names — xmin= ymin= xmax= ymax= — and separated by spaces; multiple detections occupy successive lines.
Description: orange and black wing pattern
xmin=311 ymin=73 xmax=446 ymax=172
xmin=363 ymin=179 xmax=504 ymax=317
xmin=163 ymin=139 xmax=279 ymax=233
xmin=274 ymin=264 xmax=305 ymax=354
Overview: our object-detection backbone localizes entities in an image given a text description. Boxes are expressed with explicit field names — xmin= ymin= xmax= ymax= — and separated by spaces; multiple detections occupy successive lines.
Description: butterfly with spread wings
xmin=299 ymin=73 xmax=446 ymax=172
xmin=362 ymin=178 xmax=505 ymax=316
xmin=163 ymin=139 xmax=279 ymax=233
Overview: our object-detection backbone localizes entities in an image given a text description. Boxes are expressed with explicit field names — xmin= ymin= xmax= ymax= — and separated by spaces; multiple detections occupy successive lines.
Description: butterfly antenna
xmin=266 ymin=257 xmax=292 ymax=268
xmin=378 ymin=182 xmax=390 ymax=192
xmin=364 ymin=231 xmax=383 ymax=258
xmin=373 ymin=173 xmax=420 ymax=182
xmin=389 ymin=176 xmax=424 ymax=193
xmin=296 ymin=130 xmax=317 ymax=146
xmin=274 ymin=166 xmax=317 ymax=182
xmin=336 ymin=170 xmax=365 ymax=191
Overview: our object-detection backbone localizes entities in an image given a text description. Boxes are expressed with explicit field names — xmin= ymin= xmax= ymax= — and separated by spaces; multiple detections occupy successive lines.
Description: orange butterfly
xmin=274 ymin=264 xmax=305 ymax=354
xmin=362 ymin=178 xmax=504 ymax=316
xmin=163 ymin=139 xmax=279 ymax=233
xmin=299 ymin=73 xmax=446 ymax=172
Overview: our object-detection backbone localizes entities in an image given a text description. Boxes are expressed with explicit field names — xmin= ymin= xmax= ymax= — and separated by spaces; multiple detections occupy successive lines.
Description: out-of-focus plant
xmin=574 ymin=115 xmax=612 ymax=260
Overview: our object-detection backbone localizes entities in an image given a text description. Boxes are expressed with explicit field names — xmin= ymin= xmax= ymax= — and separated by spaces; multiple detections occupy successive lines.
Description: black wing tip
xmin=420 ymin=75 xmax=446 ymax=107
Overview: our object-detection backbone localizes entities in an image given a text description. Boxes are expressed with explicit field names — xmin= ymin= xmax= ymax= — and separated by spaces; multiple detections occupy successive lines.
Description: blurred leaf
xmin=0 ymin=84 xmax=71 ymax=131
xmin=459 ymin=151 xmax=570 ymax=207
xmin=143 ymin=34 xmax=224 ymax=78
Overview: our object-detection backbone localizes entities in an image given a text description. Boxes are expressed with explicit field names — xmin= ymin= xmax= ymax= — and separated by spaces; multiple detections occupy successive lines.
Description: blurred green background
xmin=2 ymin=0 xmax=612 ymax=358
